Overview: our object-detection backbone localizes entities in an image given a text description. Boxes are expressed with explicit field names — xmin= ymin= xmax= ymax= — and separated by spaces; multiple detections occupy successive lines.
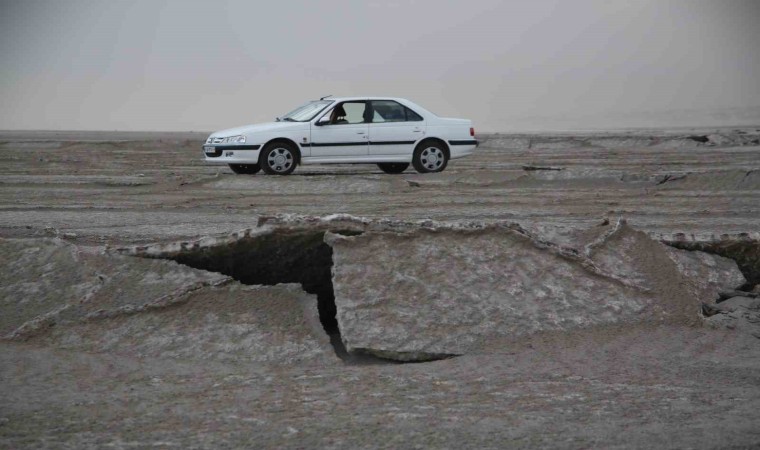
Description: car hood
xmin=210 ymin=121 xmax=306 ymax=137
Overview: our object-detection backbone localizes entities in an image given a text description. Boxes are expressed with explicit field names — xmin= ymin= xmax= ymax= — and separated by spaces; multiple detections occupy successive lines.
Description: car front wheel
xmin=228 ymin=164 xmax=261 ymax=174
xmin=377 ymin=163 xmax=409 ymax=174
xmin=260 ymin=142 xmax=298 ymax=175
xmin=412 ymin=142 xmax=448 ymax=173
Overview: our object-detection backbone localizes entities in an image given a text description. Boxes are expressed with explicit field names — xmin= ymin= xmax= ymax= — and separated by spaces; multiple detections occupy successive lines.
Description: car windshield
xmin=278 ymin=100 xmax=334 ymax=122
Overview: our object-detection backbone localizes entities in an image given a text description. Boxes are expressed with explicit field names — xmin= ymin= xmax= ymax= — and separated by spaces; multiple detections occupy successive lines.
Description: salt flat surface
xmin=1 ymin=128 xmax=759 ymax=448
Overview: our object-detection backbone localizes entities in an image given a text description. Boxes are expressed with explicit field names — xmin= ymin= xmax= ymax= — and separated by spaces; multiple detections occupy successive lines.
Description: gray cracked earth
xmin=1 ymin=129 xmax=760 ymax=448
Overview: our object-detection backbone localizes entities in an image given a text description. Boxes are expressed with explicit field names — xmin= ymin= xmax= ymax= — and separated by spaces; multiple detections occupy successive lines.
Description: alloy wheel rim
xmin=267 ymin=148 xmax=293 ymax=172
xmin=420 ymin=147 xmax=444 ymax=171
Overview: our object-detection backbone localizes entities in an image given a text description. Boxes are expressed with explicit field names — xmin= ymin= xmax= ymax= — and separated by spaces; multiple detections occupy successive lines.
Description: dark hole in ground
xmin=689 ymin=135 xmax=710 ymax=143
xmin=665 ymin=239 xmax=760 ymax=291
xmin=162 ymin=229 xmax=393 ymax=363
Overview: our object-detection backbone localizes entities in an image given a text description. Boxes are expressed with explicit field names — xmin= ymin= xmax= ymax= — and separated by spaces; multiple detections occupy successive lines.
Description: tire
xmin=412 ymin=141 xmax=448 ymax=173
xmin=228 ymin=164 xmax=261 ymax=174
xmin=377 ymin=163 xmax=409 ymax=174
xmin=260 ymin=141 xmax=298 ymax=175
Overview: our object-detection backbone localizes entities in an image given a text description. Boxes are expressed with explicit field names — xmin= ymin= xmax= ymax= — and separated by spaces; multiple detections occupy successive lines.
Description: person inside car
xmin=329 ymin=104 xmax=348 ymax=124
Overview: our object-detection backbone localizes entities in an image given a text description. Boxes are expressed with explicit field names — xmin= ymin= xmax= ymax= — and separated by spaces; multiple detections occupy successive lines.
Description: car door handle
xmin=412 ymin=130 xmax=422 ymax=133
xmin=356 ymin=131 xmax=366 ymax=135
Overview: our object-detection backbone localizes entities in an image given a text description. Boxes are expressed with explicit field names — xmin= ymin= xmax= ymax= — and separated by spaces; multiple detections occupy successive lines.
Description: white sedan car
xmin=202 ymin=97 xmax=478 ymax=175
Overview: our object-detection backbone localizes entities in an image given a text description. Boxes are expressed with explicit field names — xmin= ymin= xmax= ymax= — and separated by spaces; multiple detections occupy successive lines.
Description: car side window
xmin=404 ymin=106 xmax=423 ymax=121
xmin=329 ymin=101 xmax=367 ymax=125
xmin=370 ymin=100 xmax=405 ymax=123
xmin=370 ymin=100 xmax=423 ymax=123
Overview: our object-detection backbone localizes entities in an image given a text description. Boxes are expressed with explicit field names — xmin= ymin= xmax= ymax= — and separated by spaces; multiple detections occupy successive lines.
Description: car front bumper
xmin=203 ymin=144 xmax=262 ymax=164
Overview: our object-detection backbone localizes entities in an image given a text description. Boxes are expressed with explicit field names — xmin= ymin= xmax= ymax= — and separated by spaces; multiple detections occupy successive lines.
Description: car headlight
xmin=224 ymin=135 xmax=246 ymax=144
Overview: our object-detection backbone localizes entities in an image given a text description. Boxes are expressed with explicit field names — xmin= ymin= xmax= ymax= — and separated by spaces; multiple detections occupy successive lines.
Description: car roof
xmin=309 ymin=97 xmax=437 ymax=119
xmin=315 ymin=97 xmax=410 ymax=103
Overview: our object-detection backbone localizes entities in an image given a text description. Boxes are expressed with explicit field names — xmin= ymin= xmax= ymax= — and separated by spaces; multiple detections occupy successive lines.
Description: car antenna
xmin=320 ymin=94 xmax=333 ymax=100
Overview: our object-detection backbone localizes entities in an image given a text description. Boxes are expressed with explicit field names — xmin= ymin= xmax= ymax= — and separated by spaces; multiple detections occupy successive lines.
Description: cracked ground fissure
xmin=159 ymin=229 xmax=368 ymax=361
xmin=151 ymin=227 xmax=760 ymax=358
xmin=664 ymin=240 xmax=760 ymax=289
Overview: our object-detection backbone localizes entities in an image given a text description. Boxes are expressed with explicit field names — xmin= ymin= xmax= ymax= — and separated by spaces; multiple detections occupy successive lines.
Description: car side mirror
xmin=315 ymin=117 xmax=330 ymax=126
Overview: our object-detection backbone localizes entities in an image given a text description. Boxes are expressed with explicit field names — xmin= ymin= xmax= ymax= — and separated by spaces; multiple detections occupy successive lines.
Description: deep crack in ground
xmin=160 ymin=229 xmax=387 ymax=362
xmin=152 ymin=229 xmax=759 ymax=358
xmin=664 ymin=239 xmax=760 ymax=289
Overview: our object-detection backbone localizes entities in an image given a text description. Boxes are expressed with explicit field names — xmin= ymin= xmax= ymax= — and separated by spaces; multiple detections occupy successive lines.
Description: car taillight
xmin=470 ymin=127 xmax=475 ymax=137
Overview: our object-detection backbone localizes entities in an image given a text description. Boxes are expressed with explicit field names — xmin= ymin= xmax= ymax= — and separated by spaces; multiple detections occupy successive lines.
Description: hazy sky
xmin=1 ymin=0 xmax=759 ymax=131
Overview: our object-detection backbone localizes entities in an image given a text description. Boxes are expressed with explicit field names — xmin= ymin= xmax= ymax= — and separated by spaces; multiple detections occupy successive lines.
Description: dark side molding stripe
xmin=448 ymin=140 xmax=479 ymax=146
xmin=301 ymin=140 xmax=416 ymax=148
xmin=370 ymin=140 xmax=415 ymax=145
xmin=206 ymin=140 xmax=476 ymax=150
xmin=300 ymin=142 xmax=364 ymax=147
xmin=203 ymin=144 xmax=261 ymax=151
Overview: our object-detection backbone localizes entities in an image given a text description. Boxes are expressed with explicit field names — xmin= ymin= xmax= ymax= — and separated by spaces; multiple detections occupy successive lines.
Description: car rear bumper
xmin=448 ymin=139 xmax=478 ymax=160
xmin=448 ymin=139 xmax=478 ymax=147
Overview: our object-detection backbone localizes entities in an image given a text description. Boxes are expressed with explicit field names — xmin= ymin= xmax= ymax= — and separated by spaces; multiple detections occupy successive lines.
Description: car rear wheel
xmin=228 ymin=164 xmax=261 ymax=174
xmin=412 ymin=142 xmax=448 ymax=173
xmin=377 ymin=163 xmax=409 ymax=174
xmin=260 ymin=142 xmax=298 ymax=175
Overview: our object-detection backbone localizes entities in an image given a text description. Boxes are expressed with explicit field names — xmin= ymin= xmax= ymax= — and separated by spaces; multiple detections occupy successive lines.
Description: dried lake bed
xmin=1 ymin=128 xmax=760 ymax=448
